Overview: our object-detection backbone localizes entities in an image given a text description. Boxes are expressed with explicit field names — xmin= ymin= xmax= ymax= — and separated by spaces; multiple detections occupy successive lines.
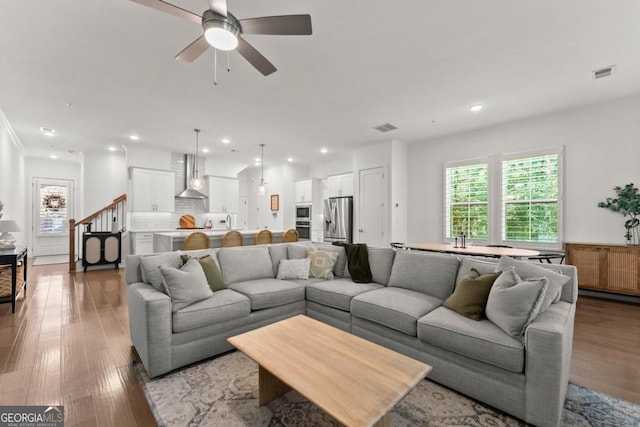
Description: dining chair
xmin=254 ymin=229 xmax=273 ymax=245
xmin=182 ymin=231 xmax=210 ymax=250
xmin=282 ymin=228 xmax=299 ymax=243
xmin=221 ymin=230 xmax=243 ymax=247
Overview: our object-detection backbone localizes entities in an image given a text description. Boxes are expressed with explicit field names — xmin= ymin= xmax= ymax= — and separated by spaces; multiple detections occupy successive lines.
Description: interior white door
xmin=32 ymin=178 xmax=74 ymax=256
xmin=358 ymin=167 xmax=386 ymax=247
xmin=238 ymin=196 xmax=248 ymax=229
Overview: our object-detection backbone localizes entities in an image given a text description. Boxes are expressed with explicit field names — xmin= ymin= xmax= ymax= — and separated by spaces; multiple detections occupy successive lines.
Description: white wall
xmin=407 ymin=94 xmax=640 ymax=246
xmin=0 ymin=110 xmax=26 ymax=245
xmin=83 ymin=151 xmax=127 ymax=215
xmin=125 ymin=144 xmax=172 ymax=170
xmin=309 ymin=157 xmax=352 ymax=179
xmin=204 ymin=158 xmax=246 ymax=178
xmin=390 ymin=140 xmax=408 ymax=243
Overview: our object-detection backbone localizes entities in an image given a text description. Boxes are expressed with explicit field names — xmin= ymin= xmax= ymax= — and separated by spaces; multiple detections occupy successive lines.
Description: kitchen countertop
xmin=153 ymin=229 xmax=280 ymax=238
xmin=152 ymin=229 xmax=287 ymax=252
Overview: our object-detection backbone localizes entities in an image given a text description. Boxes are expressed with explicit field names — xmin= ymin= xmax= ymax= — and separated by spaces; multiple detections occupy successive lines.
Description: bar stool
xmin=182 ymin=232 xmax=209 ymax=250
xmin=221 ymin=230 xmax=243 ymax=247
xmin=282 ymin=229 xmax=299 ymax=243
xmin=254 ymin=229 xmax=273 ymax=245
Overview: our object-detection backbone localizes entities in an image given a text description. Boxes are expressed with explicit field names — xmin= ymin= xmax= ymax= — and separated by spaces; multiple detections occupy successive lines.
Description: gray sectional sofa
xmin=125 ymin=242 xmax=578 ymax=427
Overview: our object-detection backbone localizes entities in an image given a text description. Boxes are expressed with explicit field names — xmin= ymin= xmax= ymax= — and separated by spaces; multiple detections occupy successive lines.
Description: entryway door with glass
xmin=32 ymin=178 xmax=74 ymax=256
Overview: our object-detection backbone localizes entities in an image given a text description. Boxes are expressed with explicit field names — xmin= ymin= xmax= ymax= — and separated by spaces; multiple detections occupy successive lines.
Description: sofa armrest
xmin=127 ymin=282 xmax=173 ymax=378
xmin=523 ymin=301 xmax=576 ymax=427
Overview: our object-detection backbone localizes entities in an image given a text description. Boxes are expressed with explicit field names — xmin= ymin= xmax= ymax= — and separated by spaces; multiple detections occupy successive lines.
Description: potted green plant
xmin=598 ymin=183 xmax=640 ymax=245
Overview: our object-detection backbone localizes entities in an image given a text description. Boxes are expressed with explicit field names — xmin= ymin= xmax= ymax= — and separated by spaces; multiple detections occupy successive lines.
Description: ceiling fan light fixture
xmin=202 ymin=10 xmax=240 ymax=51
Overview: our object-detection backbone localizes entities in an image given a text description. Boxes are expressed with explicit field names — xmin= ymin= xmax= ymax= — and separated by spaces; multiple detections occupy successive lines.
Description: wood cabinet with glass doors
xmin=565 ymin=243 xmax=640 ymax=296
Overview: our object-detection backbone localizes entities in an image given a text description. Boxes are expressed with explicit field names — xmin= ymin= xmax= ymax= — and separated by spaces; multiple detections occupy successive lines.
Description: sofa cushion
xmin=269 ymin=244 xmax=289 ymax=277
xmin=418 ymin=307 xmax=525 ymax=373
xmin=159 ymin=259 xmax=214 ymax=312
xmin=172 ymin=289 xmax=251 ymax=333
xmin=228 ymin=278 xmax=306 ymax=310
xmin=181 ymin=254 xmax=226 ymax=292
xmin=497 ymin=256 xmax=569 ymax=307
xmin=351 ymin=287 xmax=443 ymax=336
xmin=306 ymin=278 xmax=383 ymax=312
xmin=443 ymin=268 xmax=501 ymax=320
xmin=217 ymin=246 xmax=274 ymax=284
xmin=387 ymin=250 xmax=459 ymax=300
xmin=366 ymin=247 xmax=395 ymax=285
xmin=276 ymin=258 xmax=311 ymax=280
xmin=486 ymin=267 xmax=548 ymax=338
xmin=307 ymin=247 xmax=338 ymax=279
xmin=139 ymin=252 xmax=183 ymax=292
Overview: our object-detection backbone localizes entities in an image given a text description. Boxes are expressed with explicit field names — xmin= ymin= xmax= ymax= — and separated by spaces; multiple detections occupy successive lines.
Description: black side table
xmin=0 ymin=246 xmax=28 ymax=313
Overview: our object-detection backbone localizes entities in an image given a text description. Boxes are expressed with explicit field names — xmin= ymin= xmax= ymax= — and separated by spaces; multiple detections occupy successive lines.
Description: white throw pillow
xmin=140 ymin=252 xmax=183 ymax=292
xmin=159 ymin=258 xmax=213 ymax=312
xmin=276 ymin=258 xmax=311 ymax=280
xmin=485 ymin=267 xmax=548 ymax=338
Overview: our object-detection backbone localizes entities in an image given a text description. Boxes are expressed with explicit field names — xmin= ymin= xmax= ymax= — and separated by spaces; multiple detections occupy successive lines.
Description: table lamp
xmin=0 ymin=220 xmax=20 ymax=249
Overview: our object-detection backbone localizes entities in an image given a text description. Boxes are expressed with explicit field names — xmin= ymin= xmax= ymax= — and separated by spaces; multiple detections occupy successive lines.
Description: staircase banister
xmin=75 ymin=194 xmax=127 ymax=225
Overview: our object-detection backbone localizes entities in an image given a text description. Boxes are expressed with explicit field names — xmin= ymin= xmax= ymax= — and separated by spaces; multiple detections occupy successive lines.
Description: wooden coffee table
xmin=228 ymin=315 xmax=432 ymax=427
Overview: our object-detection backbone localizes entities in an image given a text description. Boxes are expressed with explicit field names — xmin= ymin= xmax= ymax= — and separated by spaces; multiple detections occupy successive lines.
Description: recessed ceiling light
xmin=202 ymin=148 xmax=210 ymax=153
xmin=50 ymin=154 xmax=58 ymax=159
xmin=468 ymin=104 xmax=484 ymax=112
xmin=108 ymin=146 xmax=117 ymax=151
xmin=254 ymin=157 xmax=261 ymax=162
xmin=287 ymin=157 xmax=293 ymax=162
xmin=129 ymin=134 xmax=140 ymax=141
xmin=222 ymin=138 xmax=230 ymax=144
xmin=254 ymin=161 xmax=260 ymax=166
xmin=320 ymin=148 xmax=328 ymax=154
xmin=40 ymin=127 xmax=56 ymax=136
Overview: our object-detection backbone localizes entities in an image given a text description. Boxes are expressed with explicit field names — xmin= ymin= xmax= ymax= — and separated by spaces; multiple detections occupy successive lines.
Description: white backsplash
xmin=172 ymin=152 xmax=208 ymax=214
xmin=129 ymin=212 xmax=238 ymax=231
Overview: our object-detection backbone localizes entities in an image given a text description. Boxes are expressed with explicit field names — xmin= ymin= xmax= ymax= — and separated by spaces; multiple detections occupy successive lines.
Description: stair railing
xmin=68 ymin=194 xmax=127 ymax=272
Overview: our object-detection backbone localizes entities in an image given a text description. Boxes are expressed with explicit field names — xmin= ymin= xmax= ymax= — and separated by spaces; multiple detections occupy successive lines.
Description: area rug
xmin=32 ymin=255 xmax=68 ymax=266
xmin=134 ymin=351 xmax=640 ymax=426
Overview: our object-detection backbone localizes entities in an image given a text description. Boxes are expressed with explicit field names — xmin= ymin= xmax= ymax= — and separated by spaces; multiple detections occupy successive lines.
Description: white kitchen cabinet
xmin=327 ymin=173 xmax=353 ymax=197
xmin=208 ymin=176 xmax=239 ymax=213
xmin=311 ymin=229 xmax=324 ymax=243
xmin=131 ymin=232 xmax=154 ymax=255
xmin=295 ymin=179 xmax=313 ymax=203
xmin=131 ymin=168 xmax=175 ymax=212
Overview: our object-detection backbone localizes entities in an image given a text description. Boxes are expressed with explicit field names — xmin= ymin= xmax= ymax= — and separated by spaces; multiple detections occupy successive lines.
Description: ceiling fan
xmin=131 ymin=0 xmax=312 ymax=76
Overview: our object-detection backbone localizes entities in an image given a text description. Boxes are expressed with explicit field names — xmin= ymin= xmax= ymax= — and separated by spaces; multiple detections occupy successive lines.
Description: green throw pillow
xmin=181 ymin=254 xmax=226 ymax=292
xmin=443 ymin=268 xmax=502 ymax=320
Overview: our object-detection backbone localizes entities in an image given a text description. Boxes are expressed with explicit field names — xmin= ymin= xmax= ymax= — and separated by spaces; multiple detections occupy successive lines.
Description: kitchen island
xmin=153 ymin=229 xmax=286 ymax=252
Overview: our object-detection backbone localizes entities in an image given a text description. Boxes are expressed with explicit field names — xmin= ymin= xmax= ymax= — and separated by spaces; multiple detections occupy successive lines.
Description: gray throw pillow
xmin=159 ymin=258 xmax=213 ymax=312
xmin=276 ymin=258 xmax=311 ymax=280
xmin=140 ymin=252 xmax=183 ymax=292
xmin=486 ymin=267 xmax=548 ymax=338
xmin=497 ymin=256 xmax=569 ymax=308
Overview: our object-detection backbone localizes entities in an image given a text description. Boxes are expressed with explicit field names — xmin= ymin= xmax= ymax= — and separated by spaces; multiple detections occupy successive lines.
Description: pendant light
xmin=257 ymin=144 xmax=266 ymax=195
xmin=190 ymin=129 xmax=205 ymax=191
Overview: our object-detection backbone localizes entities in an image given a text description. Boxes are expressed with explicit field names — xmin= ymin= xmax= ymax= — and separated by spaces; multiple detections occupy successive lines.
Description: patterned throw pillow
xmin=276 ymin=258 xmax=311 ymax=280
xmin=307 ymin=247 xmax=338 ymax=279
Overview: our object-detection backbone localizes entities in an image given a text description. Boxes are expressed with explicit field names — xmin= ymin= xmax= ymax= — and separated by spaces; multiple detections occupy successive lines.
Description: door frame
xmin=31 ymin=177 xmax=75 ymax=256
xmin=357 ymin=166 xmax=387 ymax=247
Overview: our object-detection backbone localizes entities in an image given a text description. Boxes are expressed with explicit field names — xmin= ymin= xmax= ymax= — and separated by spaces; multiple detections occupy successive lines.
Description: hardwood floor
xmin=0 ymin=260 xmax=638 ymax=426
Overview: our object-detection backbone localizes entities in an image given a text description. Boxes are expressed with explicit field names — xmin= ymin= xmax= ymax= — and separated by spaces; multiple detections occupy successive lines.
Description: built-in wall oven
xmin=295 ymin=204 xmax=312 ymax=222
xmin=295 ymin=220 xmax=311 ymax=240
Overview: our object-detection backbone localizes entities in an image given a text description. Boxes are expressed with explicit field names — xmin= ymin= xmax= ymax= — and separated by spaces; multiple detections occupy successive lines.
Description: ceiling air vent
xmin=373 ymin=123 xmax=398 ymax=133
xmin=593 ymin=65 xmax=616 ymax=80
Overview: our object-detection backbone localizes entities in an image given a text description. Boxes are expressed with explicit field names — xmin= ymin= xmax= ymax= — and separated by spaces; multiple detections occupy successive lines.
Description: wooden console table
xmin=0 ymin=247 xmax=28 ymax=313
xmin=565 ymin=243 xmax=640 ymax=296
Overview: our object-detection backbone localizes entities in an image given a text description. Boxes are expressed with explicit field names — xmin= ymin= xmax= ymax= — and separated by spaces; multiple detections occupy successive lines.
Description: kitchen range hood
xmin=176 ymin=154 xmax=208 ymax=199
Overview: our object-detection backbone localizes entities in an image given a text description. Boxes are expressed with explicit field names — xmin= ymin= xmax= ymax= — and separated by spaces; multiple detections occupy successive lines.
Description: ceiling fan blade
xmin=207 ymin=0 xmax=227 ymax=17
xmin=175 ymin=36 xmax=210 ymax=62
xmin=130 ymin=0 xmax=201 ymax=24
xmin=239 ymin=15 xmax=312 ymax=35
xmin=236 ymin=37 xmax=277 ymax=76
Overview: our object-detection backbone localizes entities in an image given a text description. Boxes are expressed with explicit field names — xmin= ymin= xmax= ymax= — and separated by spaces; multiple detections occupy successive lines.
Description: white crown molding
xmin=0 ymin=107 xmax=23 ymax=150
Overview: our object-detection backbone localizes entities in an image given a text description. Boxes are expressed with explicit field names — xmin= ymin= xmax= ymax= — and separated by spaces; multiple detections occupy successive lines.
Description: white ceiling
xmin=2 ymin=1 xmax=640 ymax=167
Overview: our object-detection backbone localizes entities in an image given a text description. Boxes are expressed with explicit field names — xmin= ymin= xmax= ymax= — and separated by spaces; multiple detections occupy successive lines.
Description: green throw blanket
xmin=332 ymin=242 xmax=372 ymax=283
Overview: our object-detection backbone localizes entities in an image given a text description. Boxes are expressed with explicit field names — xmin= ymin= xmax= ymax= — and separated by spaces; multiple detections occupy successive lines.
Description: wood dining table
xmin=402 ymin=243 xmax=540 ymax=259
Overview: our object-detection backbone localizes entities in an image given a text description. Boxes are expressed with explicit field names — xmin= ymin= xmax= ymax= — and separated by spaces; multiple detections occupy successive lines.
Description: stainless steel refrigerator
xmin=323 ymin=196 xmax=353 ymax=243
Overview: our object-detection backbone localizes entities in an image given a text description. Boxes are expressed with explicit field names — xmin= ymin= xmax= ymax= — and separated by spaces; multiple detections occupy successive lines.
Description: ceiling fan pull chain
xmin=227 ymin=51 xmax=231 ymax=72
xmin=213 ymin=48 xmax=218 ymax=86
